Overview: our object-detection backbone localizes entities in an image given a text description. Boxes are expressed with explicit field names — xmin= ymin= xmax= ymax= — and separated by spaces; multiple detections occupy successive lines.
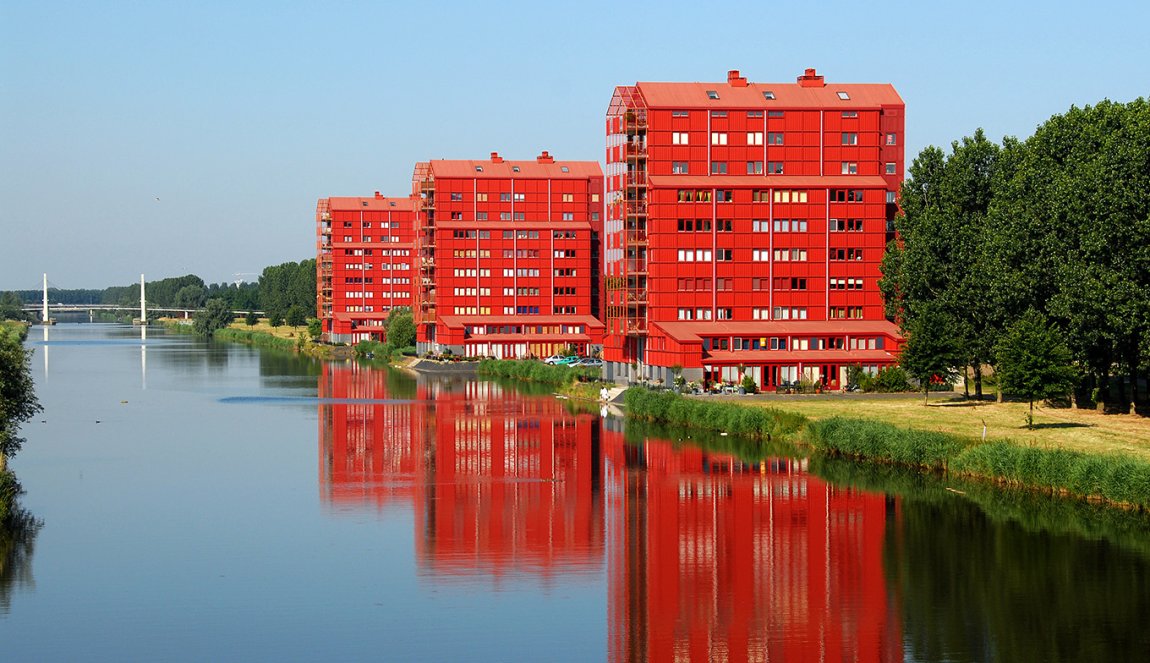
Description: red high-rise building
xmin=316 ymin=193 xmax=418 ymax=343
xmin=411 ymin=152 xmax=605 ymax=358
xmin=604 ymin=69 xmax=905 ymax=389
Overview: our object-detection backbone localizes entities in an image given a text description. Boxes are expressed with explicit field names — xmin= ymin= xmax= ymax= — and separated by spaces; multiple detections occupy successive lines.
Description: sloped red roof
xmin=651 ymin=319 xmax=902 ymax=343
xmin=438 ymin=315 xmax=605 ymax=330
xmin=702 ymin=348 xmax=897 ymax=365
xmin=635 ymin=80 xmax=903 ymax=110
xmin=647 ymin=175 xmax=889 ymax=189
xmin=324 ymin=195 xmax=418 ymax=212
xmin=426 ymin=159 xmax=602 ymax=180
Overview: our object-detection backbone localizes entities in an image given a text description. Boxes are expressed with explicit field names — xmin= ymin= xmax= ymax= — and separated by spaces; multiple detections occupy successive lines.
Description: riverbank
xmin=625 ymin=388 xmax=1150 ymax=511
xmin=161 ymin=319 xmax=352 ymax=360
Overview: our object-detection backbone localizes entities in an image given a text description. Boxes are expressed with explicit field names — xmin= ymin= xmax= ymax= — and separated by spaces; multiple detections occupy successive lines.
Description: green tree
xmin=172 ymin=284 xmax=206 ymax=309
xmin=267 ymin=309 xmax=285 ymax=328
xmin=899 ymin=304 xmax=963 ymax=405
xmin=0 ymin=324 xmax=41 ymax=470
xmin=995 ymin=310 xmax=1079 ymax=428
xmin=285 ymin=305 xmax=306 ymax=328
xmin=0 ymin=293 xmax=29 ymax=322
xmin=192 ymin=299 xmax=234 ymax=338
xmin=384 ymin=307 xmax=415 ymax=348
xmin=881 ymin=131 xmax=1001 ymax=399
xmin=244 ymin=310 xmax=259 ymax=326
xmin=307 ymin=318 xmax=322 ymax=342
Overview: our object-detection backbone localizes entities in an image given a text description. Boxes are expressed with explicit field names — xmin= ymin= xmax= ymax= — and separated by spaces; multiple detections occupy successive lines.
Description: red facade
xmin=604 ymin=69 xmax=905 ymax=389
xmin=316 ymin=194 xmax=417 ymax=343
xmin=412 ymin=152 xmax=605 ymax=358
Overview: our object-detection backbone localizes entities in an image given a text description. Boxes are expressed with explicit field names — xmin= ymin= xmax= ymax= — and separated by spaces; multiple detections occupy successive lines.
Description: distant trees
xmin=882 ymin=99 xmax=1150 ymax=411
xmin=0 ymin=293 xmax=29 ymax=322
xmin=259 ymin=260 xmax=315 ymax=324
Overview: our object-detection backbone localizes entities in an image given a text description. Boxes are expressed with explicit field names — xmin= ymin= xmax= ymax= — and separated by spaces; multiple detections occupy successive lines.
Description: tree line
xmin=882 ymin=99 xmax=1150 ymax=413
xmin=2 ymin=259 xmax=316 ymax=325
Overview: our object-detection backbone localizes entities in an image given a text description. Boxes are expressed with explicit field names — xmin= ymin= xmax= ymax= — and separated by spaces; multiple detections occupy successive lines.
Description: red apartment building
xmin=316 ymin=193 xmax=417 ymax=343
xmin=411 ymin=152 xmax=605 ymax=358
xmin=604 ymin=69 xmax=905 ymax=389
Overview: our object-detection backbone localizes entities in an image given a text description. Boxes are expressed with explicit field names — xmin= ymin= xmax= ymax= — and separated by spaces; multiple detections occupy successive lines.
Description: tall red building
xmin=411 ymin=152 xmax=605 ymax=358
xmin=316 ymin=193 xmax=417 ymax=343
xmin=604 ymin=69 xmax=905 ymax=389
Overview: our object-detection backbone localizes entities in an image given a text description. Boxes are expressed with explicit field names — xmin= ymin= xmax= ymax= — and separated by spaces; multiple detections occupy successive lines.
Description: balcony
xmin=624 ymin=142 xmax=647 ymax=160
xmin=625 ymin=258 xmax=647 ymax=274
xmin=625 ymin=171 xmax=647 ymax=187
xmin=623 ymin=229 xmax=647 ymax=245
xmin=625 ymin=199 xmax=647 ymax=217
xmin=624 ymin=320 xmax=648 ymax=335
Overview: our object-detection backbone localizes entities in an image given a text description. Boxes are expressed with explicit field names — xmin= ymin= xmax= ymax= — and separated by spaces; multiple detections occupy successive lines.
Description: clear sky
xmin=2 ymin=0 xmax=1147 ymax=290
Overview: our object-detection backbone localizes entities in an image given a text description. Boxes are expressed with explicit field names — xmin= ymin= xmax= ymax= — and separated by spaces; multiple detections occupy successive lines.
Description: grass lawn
xmin=226 ymin=320 xmax=308 ymax=339
xmin=714 ymin=392 xmax=1150 ymax=461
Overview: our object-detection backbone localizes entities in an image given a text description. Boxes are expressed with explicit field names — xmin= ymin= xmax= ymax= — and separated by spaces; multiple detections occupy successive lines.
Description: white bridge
xmin=28 ymin=274 xmax=261 ymax=323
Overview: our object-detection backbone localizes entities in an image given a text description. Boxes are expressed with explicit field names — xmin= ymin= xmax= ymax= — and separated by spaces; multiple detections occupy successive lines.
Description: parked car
xmin=544 ymin=354 xmax=579 ymax=365
xmin=569 ymin=357 xmax=603 ymax=368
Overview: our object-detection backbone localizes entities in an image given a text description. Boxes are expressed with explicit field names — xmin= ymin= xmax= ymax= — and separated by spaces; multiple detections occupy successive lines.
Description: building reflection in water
xmin=318 ymin=363 xmax=899 ymax=661
xmin=317 ymin=363 xmax=604 ymax=581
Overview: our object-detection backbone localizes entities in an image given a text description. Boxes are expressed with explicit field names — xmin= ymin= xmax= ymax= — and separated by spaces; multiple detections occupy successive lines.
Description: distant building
xmin=411 ymin=152 xmax=605 ymax=358
xmin=316 ymin=193 xmax=417 ymax=343
xmin=603 ymin=68 xmax=905 ymax=389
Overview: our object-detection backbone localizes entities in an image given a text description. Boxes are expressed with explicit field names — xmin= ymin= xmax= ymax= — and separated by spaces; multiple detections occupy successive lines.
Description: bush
xmin=477 ymin=358 xmax=600 ymax=386
xmin=804 ymin=417 xmax=969 ymax=469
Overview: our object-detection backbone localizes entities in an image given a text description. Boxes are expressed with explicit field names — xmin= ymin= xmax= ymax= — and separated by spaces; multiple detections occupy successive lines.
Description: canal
xmin=2 ymin=324 xmax=1149 ymax=661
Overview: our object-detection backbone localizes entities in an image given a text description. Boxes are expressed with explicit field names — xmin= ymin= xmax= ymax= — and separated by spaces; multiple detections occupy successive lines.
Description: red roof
xmin=632 ymin=76 xmax=903 ymax=110
xmin=651 ymin=319 xmax=902 ymax=343
xmin=438 ymin=315 xmax=604 ymax=330
xmin=647 ymin=175 xmax=890 ymax=189
xmin=324 ymin=195 xmax=417 ymax=212
xmin=426 ymin=158 xmax=602 ymax=180
xmin=702 ymin=349 xmax=898 ymax=365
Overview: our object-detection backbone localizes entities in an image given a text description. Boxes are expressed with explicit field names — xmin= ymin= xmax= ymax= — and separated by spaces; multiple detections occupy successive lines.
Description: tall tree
xmin=899 ymin=304 xmax=963 ymax=405
xmin=0 ymin=325 xmax=41 ymax=470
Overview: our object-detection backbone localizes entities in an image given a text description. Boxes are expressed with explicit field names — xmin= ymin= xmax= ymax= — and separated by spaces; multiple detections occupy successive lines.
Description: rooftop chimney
xmin=490 ymin=151 xmax=504 ymax=163
xmin=536 ymin=150 xmax=555 ymax=164
xmin=374 ymin=191 xmax=381 ymax=198
xmin=797 ymin=67 xmax=825 ymax=88
xmin=727 ymin=69 xmax=748 ymax=87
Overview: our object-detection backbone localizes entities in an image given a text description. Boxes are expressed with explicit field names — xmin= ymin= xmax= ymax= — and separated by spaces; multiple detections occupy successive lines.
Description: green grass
xmin=624 ymin=387 xmax=808 ymax=440
xmin=803 ymin=416 xmax=970 ymax=470
xmin=0 ymin=469 xmax=20 ymax=523
xmin=478 ymin=358 xmax=601 ymax=387
xmin=215 ymin=327 xmax=298 ymax=352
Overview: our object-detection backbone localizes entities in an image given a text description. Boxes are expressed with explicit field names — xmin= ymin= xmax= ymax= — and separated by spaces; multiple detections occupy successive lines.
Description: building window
xmin=753 ymin=249 xmax=769 ymax=261
xmin=711 ymin=132 xmax=728 ymax=145
xmin=672 ymin=132 xmax=689 ymax=145
xmin=768 ymin=132 xmax=784 ymax=145
xmin=500 ymin=212 xmax=511 ymax=221
xmin=768 ymin=110 xmax=784 ymax=117
xmin=513 ymin=192 xmax=525 ymax=202
xmin=476 ymin=193 xmax=488 ymax=202
xmin=716 ymin=190 xmax=733 ymax=202
xmin=711 ymin=161 xmax=728 ymax=174
xmin=886 ymin=133 xmax=898 ymax=145
xmin=500 ymin=193 xmax=511 ymax=202
xmin=706 ymin=90 xmax=719 ymax=100
xmin=841 ymin=132 xmax=858 ymax=145
xmin=672 ymin=161 xmax=689 ymax=174
xmin=762 ymin=90 xmax=776 ymax=100
xmin=450 ymin=192 xmax=463 ymax=201
xmin=767 ymin=162 xmax=784 ymax=174
xmin=841 ymin=111 xmax=858 ymax=119
xmin=562 ymin=193 xmax=574 ymax=202
xmin=841 ymin=162 xmax=858 ymax=175
xmin=747 ymin=110 xmax=764 ymax=118
xmin=886 ymin=191 xmax=897 ymax=204
xmin=562 ymin=212 xmax=574 ymax=220
xmin=717 ymin=308 xmax=732 ymax=320
xmin=837 ymin=91 xmax=850 ymax=100
xmin=672 ymin=109 xmax=689 ymax=117
xmin=476 ymin=212 xmax=487 ymax=220
xmin=747 ymin=131 xmax=763 ymax=145
xmin=710 ymin=110 xmax=727 ymax=118
xmin=885 ymin=162 xmax=897 ymax=174
xmin=450 ymin=212 xmax=462 ymax=220
xmin=716 ymin=249 xmax=732 ymax=261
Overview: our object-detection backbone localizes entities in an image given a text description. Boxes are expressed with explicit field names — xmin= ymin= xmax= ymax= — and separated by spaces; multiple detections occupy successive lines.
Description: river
xmin=2 ymin=323 xmax=1148 ymax=661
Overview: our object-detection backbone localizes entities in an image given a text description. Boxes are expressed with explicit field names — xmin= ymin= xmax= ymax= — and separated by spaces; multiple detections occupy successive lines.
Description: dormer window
xmin=762 ymin=90 xmax=775 ymax=100
xmin=475 ymin=166 xmax=483 ymax=172
xmin=836 ymin=91 xmax=850 ymax=100
xmin=706 ymin=90 xmax=719 ymax=100
xmin=560 ymin=166 xmax=569 ymax=173
xmin=512 ymin=166 xmax=520 ymax=172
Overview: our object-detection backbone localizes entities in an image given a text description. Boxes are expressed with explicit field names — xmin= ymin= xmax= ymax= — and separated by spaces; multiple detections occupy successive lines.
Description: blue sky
xmin=2 ymin=0 xmax=1147 ymax=289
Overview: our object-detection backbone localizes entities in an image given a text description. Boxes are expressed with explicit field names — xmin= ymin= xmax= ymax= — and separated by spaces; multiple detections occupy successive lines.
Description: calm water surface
xmin=2 ymin=324 xmax=1148 ymax=661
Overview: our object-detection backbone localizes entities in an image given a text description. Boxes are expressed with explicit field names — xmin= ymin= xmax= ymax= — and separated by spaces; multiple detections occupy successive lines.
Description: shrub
xmin=804 ymin=417 xmax=968 ymax=469
xmin=623 ymin=388 xmax=807 ymax=440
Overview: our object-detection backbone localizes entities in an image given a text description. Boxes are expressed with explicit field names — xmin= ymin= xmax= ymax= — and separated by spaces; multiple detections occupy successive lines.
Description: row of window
xmin=339 ymin=235 xmax=404 ymax=243
xmin=466 ymin=324 xmax=586 ymax=335
xmin=338 ymin=221 xmax=403 ymax=229
xmin=341 ymin=277 xmax=411 ymax=284
xmin=704 ymin=336 xmax=885 ymax=351
xmin=341 ymin=291 xmax=410 ymax=299
xmin=450 ymin=267 xmax=579 ymax=278
xmin=666 ymin=131 xmax=897 ymax=147
xmin=677 ymin=308 xmax=734 ymax=320
xmin=458 ymin=211 xmax=591 ymax=221
xmin=447 ymin=192 xmax=600 ymax=203
xmin=342 ymin=263 xmax=410 ymax=271
xmin=341 ymin=249 xmax=411 ymax=256
xmin=669 ymin=109 xmax=870 ymax=120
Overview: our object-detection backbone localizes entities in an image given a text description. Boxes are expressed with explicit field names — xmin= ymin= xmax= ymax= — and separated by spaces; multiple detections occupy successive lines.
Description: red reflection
xmin=602 ymin=428 xmax=902 ymax=663
xmin=318 ymin=364 xmax=605 ymax=580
